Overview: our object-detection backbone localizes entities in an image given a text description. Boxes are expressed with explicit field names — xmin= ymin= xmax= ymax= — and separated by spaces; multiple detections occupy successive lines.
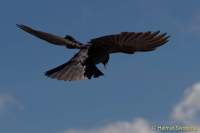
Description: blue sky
xmin=0 ymin=0 xmax=200 ymax=133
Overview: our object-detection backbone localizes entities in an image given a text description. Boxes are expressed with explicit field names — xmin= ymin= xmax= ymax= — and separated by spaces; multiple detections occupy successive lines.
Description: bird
xmin=17 ymin=24 xmax=170 ymax=81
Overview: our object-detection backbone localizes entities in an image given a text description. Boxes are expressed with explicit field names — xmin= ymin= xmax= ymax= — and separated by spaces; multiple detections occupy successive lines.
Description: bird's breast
xmin=88 ymin=46 xmax=109 ymax=65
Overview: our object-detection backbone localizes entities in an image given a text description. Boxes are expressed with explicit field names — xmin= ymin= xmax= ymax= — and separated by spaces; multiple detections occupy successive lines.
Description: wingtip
xmin=16 ymin=24 xmax=34 ymax=33
xmin=16 ymin=24 xmax=30 ymax=29
xmin=152 ymin=31 xmax=160 ymax=35
xmin=16 ymin=24 xmax=25 ymax=30
xmin=161 ymin=32 xmax=167 ymax=36
xmin=165 ymin=35 xmax=170 ymax=40
xmin=156 ymin=30 xmax=160 ymax=33
xmin=16 ymin=24 xmax=21 ymax=28
xmin=16 ymin=23 xmax=24 ymax=27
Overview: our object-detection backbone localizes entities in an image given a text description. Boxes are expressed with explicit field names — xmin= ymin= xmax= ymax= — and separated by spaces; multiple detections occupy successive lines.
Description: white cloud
xmin=171 ymin=82 xmax=200 ymax=125
xmin=0 ymin=94 xmax=21 ymax=113
xmin=61 ymin=82 xmax=200 ymax=133
xmin=62 ymin=118 xmax=154 ymax=133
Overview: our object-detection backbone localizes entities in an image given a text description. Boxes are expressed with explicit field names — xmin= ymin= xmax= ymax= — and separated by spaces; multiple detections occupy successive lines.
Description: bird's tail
xmin=45 ymin=61 xmax=103 ymax=81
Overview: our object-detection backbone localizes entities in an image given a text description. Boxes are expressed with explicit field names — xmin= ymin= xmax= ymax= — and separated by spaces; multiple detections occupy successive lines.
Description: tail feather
xmin=45 ymin=61 xmax=86 ymax=81
xmin=45 ymin=62 xmax=104 ymax=81
xmin=45 ymin=48 xmax=104 ymax=81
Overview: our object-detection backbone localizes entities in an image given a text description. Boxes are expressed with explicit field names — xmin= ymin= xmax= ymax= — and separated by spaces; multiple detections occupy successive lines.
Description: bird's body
xmin=17 ymin=24 xmax=169 ymax=81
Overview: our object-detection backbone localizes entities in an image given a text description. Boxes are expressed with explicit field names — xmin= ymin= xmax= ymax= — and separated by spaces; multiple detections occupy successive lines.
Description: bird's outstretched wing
xmin=89 ymin=31 xmax=169 ymax=54
xmin=45 ymin=48 xmax=103 ymax=81
xmin=16 ymin=24 xmax=82 ymax=49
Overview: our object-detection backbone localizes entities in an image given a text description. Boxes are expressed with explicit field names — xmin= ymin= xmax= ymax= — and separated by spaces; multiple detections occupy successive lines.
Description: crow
xmin=17 ymin=24 xmax=169 ymax=81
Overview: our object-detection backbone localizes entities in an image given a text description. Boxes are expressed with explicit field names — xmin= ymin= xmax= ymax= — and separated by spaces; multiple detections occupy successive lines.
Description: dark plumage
xmin=17 ymin=24 xmax=170 ymax=81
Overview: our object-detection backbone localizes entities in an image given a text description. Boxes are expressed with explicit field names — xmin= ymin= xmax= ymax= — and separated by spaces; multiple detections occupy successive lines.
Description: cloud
xmin=62 ymin=118 xmax=154 ymax=133
xmin=171 ymin=82 xmax=200 ymax=125
xmin=0 ymin=94 xmax=21 ymax=113
xmin=61 ymin=82 xmax=200 ymax=133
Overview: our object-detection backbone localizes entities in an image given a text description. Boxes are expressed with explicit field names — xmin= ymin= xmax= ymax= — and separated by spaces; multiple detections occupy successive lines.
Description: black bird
xmin=17 ymin=24 xmax=169 ymax=81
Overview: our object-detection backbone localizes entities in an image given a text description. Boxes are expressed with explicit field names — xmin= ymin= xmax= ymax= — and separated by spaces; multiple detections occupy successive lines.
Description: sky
xmin=0 ymin=0 xmax=200 ymax=133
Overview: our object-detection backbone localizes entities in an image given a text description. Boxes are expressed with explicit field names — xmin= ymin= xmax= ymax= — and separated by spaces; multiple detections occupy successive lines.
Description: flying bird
xmin=17 ymin=24 xmax=169 ymax=81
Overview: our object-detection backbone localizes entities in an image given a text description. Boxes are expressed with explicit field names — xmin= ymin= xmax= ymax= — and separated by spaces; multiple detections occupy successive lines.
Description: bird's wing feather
xmin=16 ymin=24 xmax=82 ymax=49
xmin=89 ymin=31 xmax=169 ymax=54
